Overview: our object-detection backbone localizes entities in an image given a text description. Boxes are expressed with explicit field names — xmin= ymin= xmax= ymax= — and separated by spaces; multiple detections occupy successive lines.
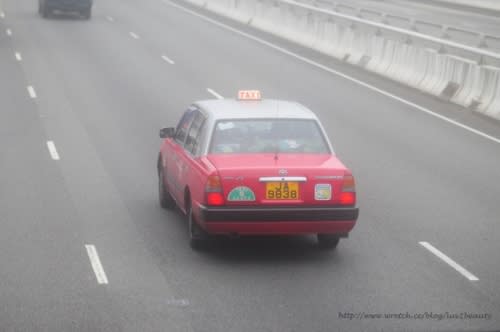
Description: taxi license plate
xmin=265 ymin=182 xmax=299 ymax=200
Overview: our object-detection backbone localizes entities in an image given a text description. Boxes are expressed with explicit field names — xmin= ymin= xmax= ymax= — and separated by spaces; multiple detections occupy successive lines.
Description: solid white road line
xmin=207 ymin=88 xmax=224 ymax=99
xmin=27 ymin=86 xmax=37 ymax=99
xmin=15 ymin=52 xmax=22 ymax=61
xmin=161 ymin=55 xmax=175 ymax=64
xmin=85 ymin=245 xmax=109 ymax=285
xmin=46 ymin=141 xmax=60 ymax=160
xmin=164 ymin=0 xmax=500 ymax=146
xmin=105 ymin=15 xmax=114 ymax=22
xmin=129 ymin=32 xmax=139 ymax=39
xmin=6 ymin=28 xmax=11 ymax=36
xmin=419 ymin=241 xmax=479 ymax=281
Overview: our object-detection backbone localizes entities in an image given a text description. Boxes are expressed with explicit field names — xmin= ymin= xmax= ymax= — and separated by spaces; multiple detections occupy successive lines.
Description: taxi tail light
xmin=205 ymin=175 xmax=225 ymax=206
xmin=340 ymin=175 xmax=356 ymax=205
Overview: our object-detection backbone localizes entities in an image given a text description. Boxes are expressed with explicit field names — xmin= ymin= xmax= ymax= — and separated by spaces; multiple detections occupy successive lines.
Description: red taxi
xmin=157 ymin=91 xmax=359 ymax=249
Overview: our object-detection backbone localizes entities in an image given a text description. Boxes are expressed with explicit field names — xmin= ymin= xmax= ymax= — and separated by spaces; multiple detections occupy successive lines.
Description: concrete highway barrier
xmin=184 ymin=0 xmax=500 ymax=120
xmin=478 ymin=67 xmax=500 ymax=117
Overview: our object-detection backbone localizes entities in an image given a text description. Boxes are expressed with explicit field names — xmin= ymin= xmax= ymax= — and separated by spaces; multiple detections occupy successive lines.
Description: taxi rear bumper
xmin=198 ymin=205 xmax=358 ymax=235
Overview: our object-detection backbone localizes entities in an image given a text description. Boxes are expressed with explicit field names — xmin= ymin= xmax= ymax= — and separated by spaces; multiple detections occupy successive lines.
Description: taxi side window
xmin=185 ymin=111 xmax=206 ymax=155
xmin=174 ymin=109 xmax=195 ymax=144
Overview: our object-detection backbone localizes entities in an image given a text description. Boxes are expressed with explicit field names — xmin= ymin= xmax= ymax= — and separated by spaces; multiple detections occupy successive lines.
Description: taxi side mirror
xmin=159 ymin=127 xmax=175 ymax=138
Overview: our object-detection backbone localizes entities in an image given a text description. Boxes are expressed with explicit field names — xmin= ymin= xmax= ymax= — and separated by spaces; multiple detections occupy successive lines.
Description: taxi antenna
xmin=274 ymin=101 xmax=279 ymax=161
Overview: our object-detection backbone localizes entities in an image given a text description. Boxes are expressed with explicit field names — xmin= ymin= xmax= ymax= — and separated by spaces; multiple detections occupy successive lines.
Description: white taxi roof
xmin=194 ymin=99 xmax=318 ymax=121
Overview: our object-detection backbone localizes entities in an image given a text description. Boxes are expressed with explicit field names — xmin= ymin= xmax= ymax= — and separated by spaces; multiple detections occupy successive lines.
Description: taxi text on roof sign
xmin=238 ymin=90 xmax=261 ymax=101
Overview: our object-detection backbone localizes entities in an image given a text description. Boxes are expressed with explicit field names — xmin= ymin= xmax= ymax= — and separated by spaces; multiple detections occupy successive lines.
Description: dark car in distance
xmin=39 ymin=0 xmax=93 ymax=19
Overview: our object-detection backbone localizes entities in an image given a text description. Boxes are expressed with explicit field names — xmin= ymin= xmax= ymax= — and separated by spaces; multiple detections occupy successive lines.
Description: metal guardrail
xmin=278 ymin=0 xmax=500 ymax=64
xmin=301 ymin=0 xmax=500 ymax=52
xmin=425 ymin=0 xmax=500 ymax=12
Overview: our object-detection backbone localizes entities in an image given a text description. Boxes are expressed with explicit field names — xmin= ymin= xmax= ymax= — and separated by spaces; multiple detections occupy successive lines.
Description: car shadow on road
xmin=198 ymin=235 xmax=343 ymax=264
xmin=155 ymin=205 xmax=347 ymax=266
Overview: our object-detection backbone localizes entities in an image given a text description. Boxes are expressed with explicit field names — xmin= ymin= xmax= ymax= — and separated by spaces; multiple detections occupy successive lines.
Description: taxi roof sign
xmin=238 ymin=90 xmax=261 ymax=101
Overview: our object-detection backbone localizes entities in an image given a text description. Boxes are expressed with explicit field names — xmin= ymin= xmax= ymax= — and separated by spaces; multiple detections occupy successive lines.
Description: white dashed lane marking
xmin=85 ymin=245 xmax=109 ymax=285
xmin=419 ymin=241 xmax=479 ymax=281
xmin=161 ymin=55 xmax=175 ymax=64
xmin=46 ymin=141 xmax=60 ymax=160
xmin=27 ymin=86 xmax=37 ymax=99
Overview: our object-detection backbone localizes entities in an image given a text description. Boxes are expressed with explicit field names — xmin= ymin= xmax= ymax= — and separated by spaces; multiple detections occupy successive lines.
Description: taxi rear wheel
xmin=187 ymin=202 xmax=209 ymax=250
xmin=317 ymin=234 xmax=340 ymax=250
xmin=158 ymin=168 xmax=175 ymax=209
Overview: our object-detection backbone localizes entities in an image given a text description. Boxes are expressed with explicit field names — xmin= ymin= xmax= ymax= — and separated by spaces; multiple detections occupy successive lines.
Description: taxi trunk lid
xmin=207 ymin=154 xmax=350 ymax=206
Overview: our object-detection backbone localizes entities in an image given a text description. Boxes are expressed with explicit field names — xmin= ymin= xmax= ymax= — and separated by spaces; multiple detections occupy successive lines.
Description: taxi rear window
xmin=209 ymin=119 xmax=330 ymax=154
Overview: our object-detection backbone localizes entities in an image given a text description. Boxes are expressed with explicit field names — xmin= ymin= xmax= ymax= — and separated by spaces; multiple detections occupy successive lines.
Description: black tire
xmin=317 ymin=234 xmax=340 ymax=250
xmin=158 ymin=167 xmax=175 ymax=209
xmin=81 ymin=7 xmax=91 ymax=20
xmin=187 ymin=202 xmax=209 ymax=250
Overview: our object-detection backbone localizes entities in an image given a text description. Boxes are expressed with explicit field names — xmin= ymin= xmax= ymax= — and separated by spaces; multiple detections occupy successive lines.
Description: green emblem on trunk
xmin=227 ymin=186 xmax=256 ymax=201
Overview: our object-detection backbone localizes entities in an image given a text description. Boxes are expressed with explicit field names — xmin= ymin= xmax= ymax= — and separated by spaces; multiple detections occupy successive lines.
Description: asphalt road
xmin=1 ymin=0 xmax=500 ymax=331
